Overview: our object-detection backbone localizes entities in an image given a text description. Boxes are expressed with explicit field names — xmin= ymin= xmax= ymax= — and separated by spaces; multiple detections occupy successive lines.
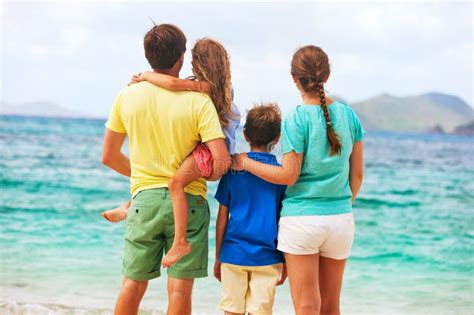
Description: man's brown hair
xmin=244 ymin=103 xmax=282 ymax=147
xmin=143 ymin=24 xmax=186 ymax=70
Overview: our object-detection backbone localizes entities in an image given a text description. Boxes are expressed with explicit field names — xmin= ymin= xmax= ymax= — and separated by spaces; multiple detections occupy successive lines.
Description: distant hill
xmin=351 ymin=93 xmax=474 ymax=133
xmin=2 ymin=93 xmax=473 ymax=135
xmin=0 ymin=102 xmax=87 ymax=118
xmin=453 ymin=121 xmax=474 ymax=136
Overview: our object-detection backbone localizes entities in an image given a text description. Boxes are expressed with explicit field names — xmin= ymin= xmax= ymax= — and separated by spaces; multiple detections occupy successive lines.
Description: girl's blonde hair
xmin=191 ymin=38 xmax=232 ymax=127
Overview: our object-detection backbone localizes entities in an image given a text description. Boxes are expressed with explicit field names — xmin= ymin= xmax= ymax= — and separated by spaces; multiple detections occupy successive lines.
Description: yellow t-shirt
xmin=105 ymin=81 xmax=224 ymax=198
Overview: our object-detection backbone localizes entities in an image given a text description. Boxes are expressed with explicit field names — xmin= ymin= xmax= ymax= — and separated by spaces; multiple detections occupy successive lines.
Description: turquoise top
xmin=280 ymin=101 xmax=365 ymax=217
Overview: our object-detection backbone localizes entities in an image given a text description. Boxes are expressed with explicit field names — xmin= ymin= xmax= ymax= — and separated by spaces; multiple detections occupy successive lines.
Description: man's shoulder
xmin=121 ymin=82 xmax=209 ymax=100
xmin=120 ymin=81 xmax=155 ymax=94
xmin=117 ymin=82 xmax=213 ymax=115
xmin=179 ymin=90 xmax=213 ymax=108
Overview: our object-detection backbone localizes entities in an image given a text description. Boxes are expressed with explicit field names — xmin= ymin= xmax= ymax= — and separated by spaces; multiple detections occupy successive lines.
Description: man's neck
xmin=153 ymin=69 xmax=179 ymax=78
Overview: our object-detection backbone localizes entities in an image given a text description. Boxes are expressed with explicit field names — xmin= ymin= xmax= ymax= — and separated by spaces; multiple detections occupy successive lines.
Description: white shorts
xmin=277 ymin=213 xmax=355 ymax=259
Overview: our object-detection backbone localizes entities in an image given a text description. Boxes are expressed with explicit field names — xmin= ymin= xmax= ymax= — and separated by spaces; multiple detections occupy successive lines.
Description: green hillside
xmin=351 ymin=93 xmax=474 ymax=132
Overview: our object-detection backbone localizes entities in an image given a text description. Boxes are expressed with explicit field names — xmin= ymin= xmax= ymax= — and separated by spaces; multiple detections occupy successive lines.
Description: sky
xmin=1 ymin=0 xmax=473 ymax=117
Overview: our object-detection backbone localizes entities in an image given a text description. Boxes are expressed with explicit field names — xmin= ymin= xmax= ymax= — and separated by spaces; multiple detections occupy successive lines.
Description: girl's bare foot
xmin=162 ymin=241 xmax=192 ymax=267
xmin=101 ymin=206 xmax=128 ymax=223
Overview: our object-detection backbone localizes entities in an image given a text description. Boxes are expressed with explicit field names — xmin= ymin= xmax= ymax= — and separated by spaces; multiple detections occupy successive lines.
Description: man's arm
xmin=214 ymin=204 xmax=229 ymax=282
xmin=205 ymin=138 xmax=232 ymax=181
xmin=102 ymin=129 xmax=131 ymax=177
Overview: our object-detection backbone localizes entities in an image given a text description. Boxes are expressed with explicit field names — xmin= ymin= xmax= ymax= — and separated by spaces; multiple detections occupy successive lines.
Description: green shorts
xmin=122 ymin=188 xmax=210 ymax=281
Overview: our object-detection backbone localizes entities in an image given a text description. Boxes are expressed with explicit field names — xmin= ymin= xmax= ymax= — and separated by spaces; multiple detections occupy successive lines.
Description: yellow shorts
xmin=219 ymin=263 xmax=283 ymax=314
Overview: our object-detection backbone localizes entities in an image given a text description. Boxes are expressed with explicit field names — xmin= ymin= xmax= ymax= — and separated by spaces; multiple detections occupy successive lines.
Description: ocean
xmin=1 ymin=115 xmax=473 ymax=314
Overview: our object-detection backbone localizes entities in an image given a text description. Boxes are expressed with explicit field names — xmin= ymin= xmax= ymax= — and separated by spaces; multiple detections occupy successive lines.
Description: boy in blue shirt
xmin=214 ymin=103 xmax=287 ymax=315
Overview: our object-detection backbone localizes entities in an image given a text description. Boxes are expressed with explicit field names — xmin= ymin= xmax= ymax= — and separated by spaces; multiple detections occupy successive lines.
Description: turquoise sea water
xmin=1 ymin=115 xmax=473 ymax=314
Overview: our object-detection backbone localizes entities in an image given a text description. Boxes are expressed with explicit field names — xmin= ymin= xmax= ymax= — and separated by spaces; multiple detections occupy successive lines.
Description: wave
xmin=388 ymin=189 xmax=418 ymax=196
xmin=355 ymin=197 xmax=422 ymax=208
xmin=352 ymin=252 xmax=405 ymax=261
xmin=0 ymin=302 xmax=165 ymax=315
xmin=0 ymin=177 xmax=124 ymax=201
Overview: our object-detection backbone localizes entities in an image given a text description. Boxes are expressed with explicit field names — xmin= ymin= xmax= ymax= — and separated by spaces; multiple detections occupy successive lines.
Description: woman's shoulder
xmin=331 ymin=100 xmax=364 ymax=135
xmin=288 ymin=104 xmax=310 ymax=116
xmin=330 ymin=100 xmax=360 ymax=119
xmin=331 ymin=99 xmax=355 ymax=112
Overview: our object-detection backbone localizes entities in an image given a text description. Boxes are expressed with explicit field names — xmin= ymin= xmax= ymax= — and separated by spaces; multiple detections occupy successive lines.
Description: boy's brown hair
xmin=143 ymin=24 xmax=186 ymax=70
xmin=244 ymin=103 xmax=282 ymax=147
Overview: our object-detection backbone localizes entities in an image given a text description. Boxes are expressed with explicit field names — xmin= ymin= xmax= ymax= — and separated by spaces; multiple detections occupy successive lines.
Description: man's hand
xmin=213 ymin=260 xmax=222 ymax=282
xmin=277 ymin=264 xmax=287 ymax=286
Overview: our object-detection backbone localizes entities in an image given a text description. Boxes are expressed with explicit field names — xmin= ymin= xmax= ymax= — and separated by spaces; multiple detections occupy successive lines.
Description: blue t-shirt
xmin=214 ymin=152 xmax=286 ymax=266
xmin=281 ymin=101 xmax=365 ymax=217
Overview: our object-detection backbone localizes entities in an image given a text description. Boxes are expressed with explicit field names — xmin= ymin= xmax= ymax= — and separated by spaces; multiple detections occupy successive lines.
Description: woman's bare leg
xmin=163 ymin=155 xmax=202 ymax=267
xmin=102 ymin=200 xmax=131 ymax=223
xmin=285 ymin=253 xmax=321 ymax=315
xmin=319 ymin=257 xmax=347 ymax=315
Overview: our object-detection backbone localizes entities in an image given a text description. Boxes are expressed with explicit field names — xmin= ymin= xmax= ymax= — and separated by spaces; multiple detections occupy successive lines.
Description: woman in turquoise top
xmin=233 ymin=45 xmax=365 ymax=315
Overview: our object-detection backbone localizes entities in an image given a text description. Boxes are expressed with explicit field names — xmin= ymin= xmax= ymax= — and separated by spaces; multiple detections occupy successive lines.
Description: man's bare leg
xmin=163 ymin=156 xmax=202 ymax=267
xmin=102 ymin=200 xmax=131 ymax=223
xmin=167 ymin=276 xmax=194 ymax=315
xmin=114 ymin=277 xmax=148 ymax=315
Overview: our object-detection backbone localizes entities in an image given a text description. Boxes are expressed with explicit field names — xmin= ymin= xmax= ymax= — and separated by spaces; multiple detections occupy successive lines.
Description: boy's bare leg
xmin=114 ymin=277 xmax=148 ymax=315
xmin=102 ymin=200 xmax=131 ymax=223
xmin=163 ymin=155 xmax=202 ymax=267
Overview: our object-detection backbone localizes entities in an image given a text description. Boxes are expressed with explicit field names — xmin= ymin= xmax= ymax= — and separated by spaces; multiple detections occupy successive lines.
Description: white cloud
xmin=1 ymin=1 xmax=472 ymax=117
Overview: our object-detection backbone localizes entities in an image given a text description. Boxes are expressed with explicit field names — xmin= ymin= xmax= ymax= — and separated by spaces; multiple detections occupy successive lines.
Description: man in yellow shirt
xmin=102 ymin=24 xmax=231 ymax=315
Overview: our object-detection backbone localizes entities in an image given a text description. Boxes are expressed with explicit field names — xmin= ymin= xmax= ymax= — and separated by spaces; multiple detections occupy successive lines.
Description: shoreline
xmin=0 ymin=301 xmax=165 ymax=315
